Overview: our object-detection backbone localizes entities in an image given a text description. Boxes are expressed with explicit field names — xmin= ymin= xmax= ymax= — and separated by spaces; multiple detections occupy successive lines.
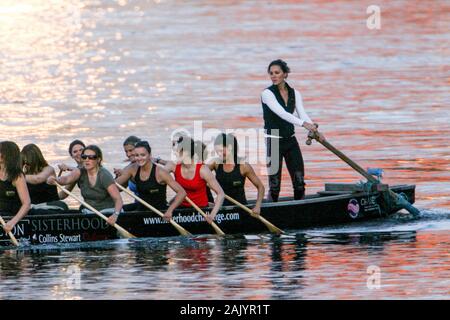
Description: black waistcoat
xmin=261 ymin=83 xmax=296 ymax=138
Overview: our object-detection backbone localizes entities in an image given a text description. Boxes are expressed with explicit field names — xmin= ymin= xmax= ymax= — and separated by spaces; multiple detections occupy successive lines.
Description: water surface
xmin=0 ymin=0 xmax=448 ymax=299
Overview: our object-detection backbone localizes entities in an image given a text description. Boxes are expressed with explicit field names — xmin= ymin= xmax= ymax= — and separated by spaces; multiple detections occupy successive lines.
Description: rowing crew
xmin=0 ymin=133 xmax=265 ymax=233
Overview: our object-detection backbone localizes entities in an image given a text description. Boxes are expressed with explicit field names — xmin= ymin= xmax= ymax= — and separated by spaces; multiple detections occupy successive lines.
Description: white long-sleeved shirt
xmin=261 ymin=88 xmax=313 ymax=128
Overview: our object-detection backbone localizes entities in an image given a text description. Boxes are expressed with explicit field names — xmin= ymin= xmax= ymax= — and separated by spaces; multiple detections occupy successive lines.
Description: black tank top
xmin=135 ymin=164 xmax=167 ymax=210
xmin=0 ymin=179 xmax=21 ymax=214
xmin=216 ymin=164 xmax=247 ymax=205
xmin=27 ymin=182 xmax=59 ymax=204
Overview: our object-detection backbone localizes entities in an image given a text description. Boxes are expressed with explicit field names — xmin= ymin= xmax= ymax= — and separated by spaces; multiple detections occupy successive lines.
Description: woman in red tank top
xmin=164 ymin=136 xmax=224 ymax=224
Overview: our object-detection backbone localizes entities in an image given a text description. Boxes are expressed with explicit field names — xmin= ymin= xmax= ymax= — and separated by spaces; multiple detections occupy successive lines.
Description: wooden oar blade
xmin=10 ymin=235 xmax=19 ymax=247
xmin=212 ymin=223 xmax=226 ymax=236
xmin=224 ymin=195 xmax=285 ymax=235
xmin=0 ymin=216 xmax=20 ymax=246
xmin=185 ymin=197 xmax=225 ymax=236
xmin=258 ymin=216 xmax=284 ymax=235
xmin=170 ymin=221 xmax=192 ymax=236
xmin=114 ymin=224 xmax=136 ymax=238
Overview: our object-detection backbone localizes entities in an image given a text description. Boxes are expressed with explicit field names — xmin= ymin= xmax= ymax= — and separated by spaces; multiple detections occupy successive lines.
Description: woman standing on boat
xmin=208 ymin=133 xmax=265 ymax=215
xmin=48 ymin=145 xmax=123 ymax=225
xmin=21 ymin=144 xmax=68 ymax=211
xmin=165 ymin=136 xmax=225 ymax=224
xmin=0 ymin=141 xmax=31 ymax=233
xmin=262 ymin=59 xmax=324 ymax=201
xmin=116 ymin=141 xmax=186 ymax=219
xmin=57 ymin=139 xmax=86 ymax=200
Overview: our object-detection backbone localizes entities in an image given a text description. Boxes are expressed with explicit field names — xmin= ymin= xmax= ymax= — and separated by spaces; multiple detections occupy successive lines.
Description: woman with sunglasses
xmin=48 ymin=145 xmax=123 ymax=225
xmin=21 ymin=144 xmax=68 ymax=211
xmin=164 ymin=136 xmax=224 ymax=224
xmin=0 ymin=141 xmax=31 ymax=233
xmin=115 ymin=141 xmax=186 ymax=220
xmin=57 ymin=139 xmax=86 ymax=200
xmin=207 ymin=133 xmax=265 ymax=215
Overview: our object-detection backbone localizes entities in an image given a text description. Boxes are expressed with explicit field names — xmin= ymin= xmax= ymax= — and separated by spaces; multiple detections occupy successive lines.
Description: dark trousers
xmin=266 ymin=136 xmax=305 ymax=201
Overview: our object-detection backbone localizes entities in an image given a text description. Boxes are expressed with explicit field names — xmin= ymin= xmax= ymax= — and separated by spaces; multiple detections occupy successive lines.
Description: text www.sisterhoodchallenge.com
xmin=143 ymin=212 xmax=241 ymax=225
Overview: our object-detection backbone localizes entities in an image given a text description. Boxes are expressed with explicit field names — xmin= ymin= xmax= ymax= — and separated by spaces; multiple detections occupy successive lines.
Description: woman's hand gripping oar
xmin=184 ymin=197 xmax=225 ymax=236
xmin=54 ymin=182 xmax=136 ymax=238
xmin=115 ymin=182 xmax=191 ymax=236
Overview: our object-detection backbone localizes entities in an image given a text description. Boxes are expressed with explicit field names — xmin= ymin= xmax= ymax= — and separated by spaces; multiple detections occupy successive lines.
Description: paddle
xmin=184 ymin=197 xmax=225 ymax=236
xmin=115 ymin=182 xmax=191 ymax=236
xmin=306 ymin=125 xmax=420 ymax=216
xmin=0 ymin=216 xmax=19 ymax=246
xmin=54 ymin=182 xmax=136 ymax=238
xmin=224 ymin=194 xmax=284 ymax=234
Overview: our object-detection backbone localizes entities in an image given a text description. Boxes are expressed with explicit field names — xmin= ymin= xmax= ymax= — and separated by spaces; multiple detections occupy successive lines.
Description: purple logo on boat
xmin=348 ymin=199 xmax=360 ymax=219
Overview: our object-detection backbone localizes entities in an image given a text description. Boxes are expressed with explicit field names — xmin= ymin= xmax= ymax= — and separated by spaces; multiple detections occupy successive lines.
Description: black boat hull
xmin=0 ymin=185 xmax=416 ymax=246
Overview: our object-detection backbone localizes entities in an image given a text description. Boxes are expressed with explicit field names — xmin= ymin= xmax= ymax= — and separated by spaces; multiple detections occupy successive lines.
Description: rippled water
xmin=0 ymin=0 xmax=449 ymax=299
xmin=1 ymin=212 xmax=449 ymax=300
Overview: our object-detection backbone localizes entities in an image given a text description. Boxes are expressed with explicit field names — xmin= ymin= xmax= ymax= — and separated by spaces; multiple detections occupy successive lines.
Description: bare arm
xmin=106 ymin=184 xmax=124 ymax=225
xmin=58 ymin=163 xmax=77 ymax=173
xmin=48 ymin=168 xmax=81 ymax=186
xmin=241 ymin=164 xmax=265 ymax=215
xmin=200 ymin=165 xmax=224 ymax=223
xmin=3 ymin=175 xmax=31 ymax=233
xmin=205 ymin=157 xmax=218 ymax=171
xmin=154 ymin=157 xmax=168 ymax=166
xmin=107 ymin=184 xmax=123 ymax=213
xmin=115 ymin=163 xmax=137 ymax=187
xmin=25 ymin=166 xmax=55 ymax=185
xmin=114 ymin=161 xmax=136 ymax=178
xmin=162 ymin=160 xmax=176 ymax=173
xmin=157 ymin=167 xmax=186 ymax=220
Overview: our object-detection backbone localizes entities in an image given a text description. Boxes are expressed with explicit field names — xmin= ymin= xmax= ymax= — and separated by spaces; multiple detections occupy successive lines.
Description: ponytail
xmin=177 ymin=136 xmax=208 ymax=163
xmin=194 ymin=140 xmax=208 ymax=163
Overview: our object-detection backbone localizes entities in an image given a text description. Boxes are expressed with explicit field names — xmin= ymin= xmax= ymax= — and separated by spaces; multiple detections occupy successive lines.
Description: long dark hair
xmin=214 ymin=133 xmax=239 ymax=164
xmin=0 ymin=141 xmax=23 ymax=182
xmin=68 ymin=139 xmax=85 ymax=155
xmin=176 ymin=136 xmax=207 ymax=163
xmin=21 ymin=144 xmax=49 ymax=175
xmin=82 ymin=145 xmax=104 ymax=167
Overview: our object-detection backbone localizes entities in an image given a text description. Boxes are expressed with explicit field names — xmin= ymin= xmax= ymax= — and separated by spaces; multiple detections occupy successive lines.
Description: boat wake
xmin=303 ymin=208 xmax=450 ymax=235
xmin=3 ymin=208 xmax=448 ymax=252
